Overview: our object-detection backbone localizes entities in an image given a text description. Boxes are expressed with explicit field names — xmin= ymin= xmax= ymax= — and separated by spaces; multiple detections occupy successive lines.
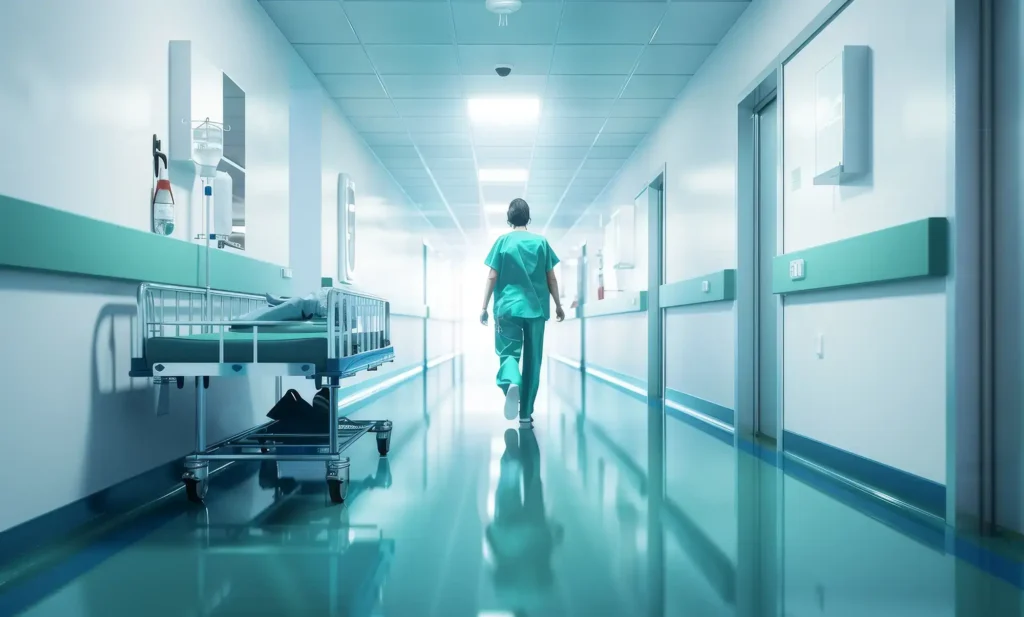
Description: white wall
xmin=0 ymin=0 xmax=445 ymax=533
xmin=561 ymin=0 xmax=831 ymax=407
xmin=780 ymin=0 xmax=949 ymax=484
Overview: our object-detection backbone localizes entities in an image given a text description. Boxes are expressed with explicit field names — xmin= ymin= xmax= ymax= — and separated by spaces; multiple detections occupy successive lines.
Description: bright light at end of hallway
xmin=467 ymin=97 xmax=540 ymax=126
xmin=478 ymin=168 xmax=528 ymax=183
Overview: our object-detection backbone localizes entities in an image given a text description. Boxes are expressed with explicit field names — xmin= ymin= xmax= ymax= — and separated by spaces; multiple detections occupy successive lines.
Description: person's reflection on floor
xmin=485 ymin=429 xmax=565 ymax=614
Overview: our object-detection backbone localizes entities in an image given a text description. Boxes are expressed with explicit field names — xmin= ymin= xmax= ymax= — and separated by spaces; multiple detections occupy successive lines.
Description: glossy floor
xmin=2 ymin=359 xmax=1024 ymax=616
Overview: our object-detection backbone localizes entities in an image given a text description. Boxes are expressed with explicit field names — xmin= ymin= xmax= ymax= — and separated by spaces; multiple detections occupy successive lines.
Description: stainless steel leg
xmin=328 ymin=377 xmax=340 ymax=455
xmin=326 ymin=457 xmax=350 ymax=503
xmin=195 ymin=376 xmax=207 ymax=452
xmin=184 ymin=377 xmax=210 ymax=503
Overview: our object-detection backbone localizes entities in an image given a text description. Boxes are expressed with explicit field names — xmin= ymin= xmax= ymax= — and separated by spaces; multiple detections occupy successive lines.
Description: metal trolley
xmin=130 ymin=283 xmax=395 ymax=505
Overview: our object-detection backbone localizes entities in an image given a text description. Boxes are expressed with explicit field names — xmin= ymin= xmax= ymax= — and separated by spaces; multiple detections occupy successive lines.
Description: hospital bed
xmin=130 ymin=282 xmax=395 ymax=505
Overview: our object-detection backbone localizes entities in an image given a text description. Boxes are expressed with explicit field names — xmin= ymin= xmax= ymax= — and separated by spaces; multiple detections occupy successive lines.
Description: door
xmin=755 ymin=99 xmax=779 ymax=441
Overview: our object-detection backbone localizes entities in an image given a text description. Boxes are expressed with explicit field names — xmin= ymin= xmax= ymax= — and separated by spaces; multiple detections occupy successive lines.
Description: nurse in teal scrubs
xmin=480 ymin=199 xmax=565 ymax=425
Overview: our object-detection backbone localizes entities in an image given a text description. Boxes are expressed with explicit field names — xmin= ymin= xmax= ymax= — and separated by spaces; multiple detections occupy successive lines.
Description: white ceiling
xmin=259 ymin=0 xmax=750 ymax=244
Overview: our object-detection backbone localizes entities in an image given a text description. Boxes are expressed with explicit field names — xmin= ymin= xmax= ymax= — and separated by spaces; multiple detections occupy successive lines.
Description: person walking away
xmin=480 ymin=199 xmax=565 ymax=427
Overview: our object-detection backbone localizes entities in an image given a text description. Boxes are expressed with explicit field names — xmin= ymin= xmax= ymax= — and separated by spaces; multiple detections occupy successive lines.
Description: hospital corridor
xmin=4 ymin=0 xmax=1024 ymax=615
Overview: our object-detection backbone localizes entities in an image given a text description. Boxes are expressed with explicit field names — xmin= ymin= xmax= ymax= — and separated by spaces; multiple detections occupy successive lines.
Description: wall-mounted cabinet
xmin=812 ymin=45 xmax=871 ymax=186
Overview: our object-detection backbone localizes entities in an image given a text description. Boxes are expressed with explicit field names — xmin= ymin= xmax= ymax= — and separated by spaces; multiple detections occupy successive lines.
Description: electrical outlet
xmin=701 ymin=280 xmax=710 ymax=293
xmin=816 ymin=333 xmax=824 ymax=358
xmin=789 ymin=259 xmax=806 ymax=281
xmin=281 ymin=268 xmax=293 ymax=279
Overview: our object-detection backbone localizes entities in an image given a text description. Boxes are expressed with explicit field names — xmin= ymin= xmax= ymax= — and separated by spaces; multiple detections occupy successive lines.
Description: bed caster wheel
xmin=376 ymin=421 xmax=393 ymax=457
xmin=326 ymin=458 xmax=350 ymax=505
xmin=327 ymin=479 xmax=348 ymax=504
xmin=185 ymin=478 xmax=207 ymax=504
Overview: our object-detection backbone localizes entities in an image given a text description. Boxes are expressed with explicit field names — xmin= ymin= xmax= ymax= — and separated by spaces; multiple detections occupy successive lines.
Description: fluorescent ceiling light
xmin=484 ymin=204 xmax=508 ymax=213
xmin=478 ymin=168 xmax=528 ymax=183
xmin=467 ymin=98 xmax=540 ymax=126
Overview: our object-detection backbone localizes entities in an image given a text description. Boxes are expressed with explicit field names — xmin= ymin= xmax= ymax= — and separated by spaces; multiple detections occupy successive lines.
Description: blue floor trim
xmin=665 ymin=389 xmax=734 ymax=426
xmin=664 ymin=405 xmax=733 ymax=447
xmin=0 ymin=353 xmax=458 ymax=605
xmin=783 ymin=430 xmax=946 ymax=518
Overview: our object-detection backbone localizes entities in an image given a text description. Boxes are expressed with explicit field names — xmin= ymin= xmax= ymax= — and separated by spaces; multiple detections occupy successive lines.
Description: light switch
xmin=816 ymin=333 xmax=824 ymax=358
xmin=281 ymin=268 xmax=293 ymax=279
xmin=789 ymin=259 xmax=806 ymax=281
xmin=701 ymin=280 xmax=710 ymax=293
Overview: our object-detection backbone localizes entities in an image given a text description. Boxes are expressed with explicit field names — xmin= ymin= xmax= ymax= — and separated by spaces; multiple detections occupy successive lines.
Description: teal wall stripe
xmin=0 ymin=195 xmax=292 ymax=296
xmin=660 ymin=270 xmax=736 ymax=308
xmin=772 ymin=217 xmax=949 ymax=295
xmin=583 ymin=291 xmax=648 ymax=317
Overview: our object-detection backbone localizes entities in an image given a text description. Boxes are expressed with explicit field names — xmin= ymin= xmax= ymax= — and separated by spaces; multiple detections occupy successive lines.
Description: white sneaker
xmin=504 ymin=384 xmax=520 ymax=420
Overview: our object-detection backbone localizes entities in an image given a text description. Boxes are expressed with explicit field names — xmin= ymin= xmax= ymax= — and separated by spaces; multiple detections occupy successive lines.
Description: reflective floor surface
xmin=2 ymin=356 xmax=1024 ymax=616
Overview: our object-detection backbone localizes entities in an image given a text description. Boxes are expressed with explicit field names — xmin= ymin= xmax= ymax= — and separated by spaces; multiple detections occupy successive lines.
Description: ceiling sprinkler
xmin=486 ymin=0 xmax=522 ymax=26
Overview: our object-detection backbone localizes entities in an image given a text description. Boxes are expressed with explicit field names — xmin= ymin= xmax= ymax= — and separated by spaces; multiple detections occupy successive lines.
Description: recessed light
xmin=467 ymin=98 xmax=540 ymax=126
xmin=478 ymin=168 xmax=529 ymax=183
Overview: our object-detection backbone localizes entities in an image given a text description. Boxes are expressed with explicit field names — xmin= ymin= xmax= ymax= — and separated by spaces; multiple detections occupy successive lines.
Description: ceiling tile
xmin=392 ymin=98 xmax=467 ymax=117
xmin=462 ymin=75 xmax=548 ymax=97
xmin=362 ymin=132 xmax=415 ymax=146
xmin=349 ymin=116 xmax=408 ymax=133
xmin=635 ymin=44 xmax=715 ymax=75
xmin=603 ymin=117 xmax=660 ymax=133
xmin=452 ymin=3 xmax=563 ymax=45
xmin=402 ymin=116 xmax=471 ymax=132
xmin=621 ymin=75 xmax=690 ymax=98
xmin=380 ymin=157 xmax=427 ymax=170
xmin=549 ymin=45 xmax=643 ymax=75
xmin=530 ymin=167 xmax=580 ymax=179
xmin=457 ymin=45 xmax=554 ymax=75
xmin=653 ymin=2 xmax=749 ymax=45
xmin=364 ymin=45 xmax=460 ymax=74
xmin=541 ymin=99 xmax=615 ymax=118
xmin=319 ymin=74 xmax=387 ymax=98
xmin=533 ymin=146 xmax=590 ymax=159
xmin=588 ymin=145 xmax=636 ymax=159
xmin=481 ymin=184 xmax=528 ymax=205
xmin=259 ymin=1 xmax=356 ymax=44
xmin=532 ymin=160 xmax=585 ymax=173
xmin=546 ymin=75 xmax=627 ymax=98
xmin=476 ymin=146 xmax=534 ymax=160
xmin=373 ymin=145 xmax=421 ymax=159
xmin=344 ymin=2 xmax=455 ymax=44
xmin=473 ymin=130 xmax=537 ymax=147
xmin=383 ymin=74 xmax=463 ymax=98
xmin=294 ymin=44 xmax=373 ymax=73
xmin=418 ymin=145 xmax=475 ymax=158
xmin=535 ymin=133 xmax=598 ymax=147
xmin=409 ymin=132 xmax=473 ymax=146
xmin=557 ymin=3 xmax=666 ymax=44
xmin=540 ymin=117 xmax=606 ymax=133
xmin=608 ymin=98 xmax=674 ymax=117
xmin=335 ymin=98 xmax=398 ymax=117
xmin=593 ymin=133 xmax=645 ymax=147
xmin=422 ymin=156 xmax=475 ymax=169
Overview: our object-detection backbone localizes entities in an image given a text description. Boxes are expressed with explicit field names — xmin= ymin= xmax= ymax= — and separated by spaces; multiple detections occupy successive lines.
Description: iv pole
xmin=189 ymin=118 xmax=229 ymax=328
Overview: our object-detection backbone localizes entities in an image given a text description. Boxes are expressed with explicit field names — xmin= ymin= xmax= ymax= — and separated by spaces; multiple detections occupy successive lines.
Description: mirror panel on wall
xmin=218 ymin=74 xmax=245 ymax=251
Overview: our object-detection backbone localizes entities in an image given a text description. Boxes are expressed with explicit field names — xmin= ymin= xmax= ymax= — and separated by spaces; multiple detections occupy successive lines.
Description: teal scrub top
xmin=485 ymin=231 xmax=560 ymax=320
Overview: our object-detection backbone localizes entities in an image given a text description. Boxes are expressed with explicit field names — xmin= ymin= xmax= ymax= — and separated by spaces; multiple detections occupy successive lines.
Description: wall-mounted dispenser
xmin=812 ymin=45 xmax=871 ymax=186
xmin=604 ymin=204 xmax=636 ymax=269
xmin=152 ymin=135 xmax=175 ymax=236
xmin=337 ymin=173 xmax=356 ymax=284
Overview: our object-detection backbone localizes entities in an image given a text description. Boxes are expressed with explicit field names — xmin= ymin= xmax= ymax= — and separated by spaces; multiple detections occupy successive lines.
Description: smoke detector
xmin=486 ymin=0 xmax=522 ymax=26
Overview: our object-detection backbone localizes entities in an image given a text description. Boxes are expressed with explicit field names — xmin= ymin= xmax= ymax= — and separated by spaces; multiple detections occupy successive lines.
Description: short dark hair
xmin=507 ymin=198 xmax=531 ymax=227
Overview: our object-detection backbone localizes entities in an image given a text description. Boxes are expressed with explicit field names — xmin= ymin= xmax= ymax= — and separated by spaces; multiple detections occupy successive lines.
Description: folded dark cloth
xmin=267 ymin=389 xmax=328 ymax=434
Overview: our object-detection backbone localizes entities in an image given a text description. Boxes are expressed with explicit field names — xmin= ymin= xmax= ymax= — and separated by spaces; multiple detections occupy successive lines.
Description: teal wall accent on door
xmin=772 ymin=218 xmax=949 ymax=295
xmin=660 ymin=270 xmax=736 ymax=308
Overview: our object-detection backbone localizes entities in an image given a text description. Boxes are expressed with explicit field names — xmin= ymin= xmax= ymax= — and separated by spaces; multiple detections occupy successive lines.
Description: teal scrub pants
xmin=495 ymin=316 xmax=546 ymax=419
